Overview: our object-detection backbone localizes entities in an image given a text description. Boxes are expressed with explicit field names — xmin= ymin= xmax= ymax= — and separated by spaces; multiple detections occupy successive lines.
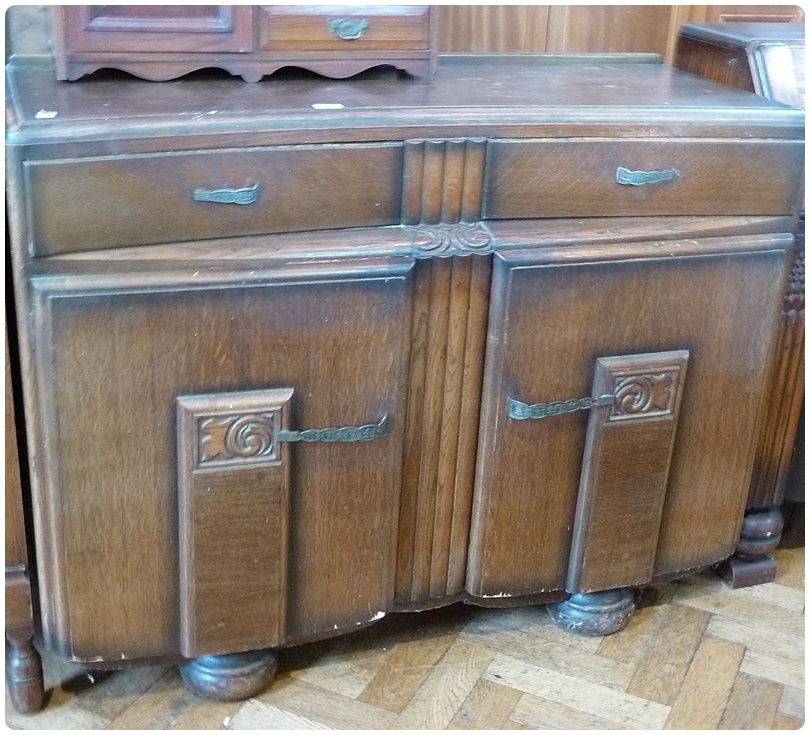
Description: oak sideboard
xmin=5 ymin=54 xmax=804 ymax=709
xmin=675 ymin=21 xmax=805 ymax=585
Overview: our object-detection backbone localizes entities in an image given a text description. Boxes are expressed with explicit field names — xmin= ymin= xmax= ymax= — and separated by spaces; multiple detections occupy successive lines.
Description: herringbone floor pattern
xmin=6 ymin=547 xmax=804 ymax=729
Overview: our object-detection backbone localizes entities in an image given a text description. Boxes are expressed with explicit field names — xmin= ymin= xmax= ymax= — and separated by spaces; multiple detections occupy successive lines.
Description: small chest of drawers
xmin=52 ymin=5 xmax=437 ymax=81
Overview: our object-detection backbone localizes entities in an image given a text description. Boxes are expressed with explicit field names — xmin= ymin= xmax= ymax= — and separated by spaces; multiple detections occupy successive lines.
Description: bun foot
xmin=6 ymin=633 xmax=45 ymax=714
xmin=547 ymin=589 xmax=635 ymax=636
xmin=717 ymin=507 xmax=783 ymax=588
xmin=179 ymin=649 xmax=278 ymax=701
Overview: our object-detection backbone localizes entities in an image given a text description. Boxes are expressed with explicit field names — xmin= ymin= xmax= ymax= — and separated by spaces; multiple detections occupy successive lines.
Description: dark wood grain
xmin=5 ymin=331 xmax=28 ymax=596
xmin=54 ymin=6 xmax=254 ymax=54
xmin=258 ymin=5 xmax=430 ymax=51
xmin=26 ymin=144 xmax=403 ymax=255
xmin=52 ymin=5 xmax=437 ymax=81
xmin=568 ymin=351 xmax=689 ymax=593
xmin=5 ymin=330 xmax=44 ymax=714
xmin=395 ymin=255 xmax=490 ymax=605
xmin=467 ymin=233 xmax=789 ymax=598
xmin=30 ymin=259 xmax=412 ymax=660
xmin=5 ymin=53 xmax=804 ymax=704
xmin=177 ymin=389 xmax=293 ymax=658
xmin=674 ymin=21 xmax=805 ymax=577
xmin=8 ymin=58 xmax=802 ymax=152
xmin=485 ymin=139 xmax=803 ymax=219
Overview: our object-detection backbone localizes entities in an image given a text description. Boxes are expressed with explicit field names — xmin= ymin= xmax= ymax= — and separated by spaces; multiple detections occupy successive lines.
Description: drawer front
xmin=25 ymin=143 xmax=403 ymax=256
xmin=259 ymin=5 xmax=430 ymax=51
xmin=485 ymin=139 xmax=803 ymax=219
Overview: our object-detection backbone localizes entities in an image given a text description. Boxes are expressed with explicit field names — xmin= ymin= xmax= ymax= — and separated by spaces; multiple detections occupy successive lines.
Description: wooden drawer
xmin=258 ymin=5 xmax=430 ymax=51
xmin=484 ymin=139 xmax=804 ymax=219
xmin=25 ymin=143 xmax=403 ymax=256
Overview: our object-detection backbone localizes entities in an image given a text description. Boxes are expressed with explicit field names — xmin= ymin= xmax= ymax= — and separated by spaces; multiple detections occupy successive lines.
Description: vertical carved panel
xmin=177 ymin=388 xmax=293 ymax=658
xmin=568 ymin=351 xmax=689 ymax=594
xmin=748 ymin=234 xmax=804 ymax=508
xmin=401 ymin=138 xmax=487 ymax=225
xmin=395 ymin=256 xmax=491 ymax=604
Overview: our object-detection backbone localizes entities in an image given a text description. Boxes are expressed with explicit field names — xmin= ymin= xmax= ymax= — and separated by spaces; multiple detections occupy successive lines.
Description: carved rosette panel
xmin=568 ymin=349 xmax=691 ymax=593
xmin=197 ymin=412 xmax=279 ymax=468
xmin=401 ymin=138 xmax=487 ymax=225
xmin=597 ymin=358 xmax=689 ymax=422
xmin=609 ymin=372 xmax=678 ymax=420
xmin=408 ymin=222 xmax=495 ymax=259
xmin=177 ymin=389 xmax=294 ymax=472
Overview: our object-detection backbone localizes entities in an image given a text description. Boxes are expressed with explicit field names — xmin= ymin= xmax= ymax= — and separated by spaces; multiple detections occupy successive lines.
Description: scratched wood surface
xmin=6 ymin=548 xmax=803 ymax=730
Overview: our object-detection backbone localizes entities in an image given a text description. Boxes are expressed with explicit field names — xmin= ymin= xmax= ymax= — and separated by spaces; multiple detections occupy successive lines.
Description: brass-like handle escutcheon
xmin=327 ymin=18 xmax=369 ymax=40
xmin=193 ymin=183 xmax=260 ymax=205
xmin=616 ymin=167 xmax=681 ymax=186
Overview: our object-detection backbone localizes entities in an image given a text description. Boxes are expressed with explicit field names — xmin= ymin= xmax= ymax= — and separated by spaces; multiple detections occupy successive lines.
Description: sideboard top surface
xmin=6 ymin=54 xmax=803 ymax=148
xmin=679 ymin=22 xmax=806 ymax=48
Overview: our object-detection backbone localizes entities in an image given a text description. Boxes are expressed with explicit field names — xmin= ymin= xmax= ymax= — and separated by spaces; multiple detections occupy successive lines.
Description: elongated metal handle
xmin=616 ymin=167 xmax=680 ymax=186
xmin=193 ymin=183 xmax=260 ymax=205
xmin=327 ymin=18 xmax=369 ymax=40
xmin=276 ymin=414 xmax=388 ymax=443
xmin=508 ymin=396 xmax=614 ymax=420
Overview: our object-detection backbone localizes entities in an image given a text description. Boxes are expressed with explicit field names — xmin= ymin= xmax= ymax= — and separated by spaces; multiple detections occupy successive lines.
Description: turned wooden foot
xmin=179 ymin=649 xmax=278 ymax=701
xmin=718 ymin=507 xmax=783 ymax=588
xmin=5 ymin=632 xmax=45 ymax=714
xmin=547 ymin=589 xmax=635 ymax=636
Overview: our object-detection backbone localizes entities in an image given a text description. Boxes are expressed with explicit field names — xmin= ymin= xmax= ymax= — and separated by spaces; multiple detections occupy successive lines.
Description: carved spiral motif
xmin=224 ymin=415 xmax=275 ymax=458
xmin=410 ymin=222 xmax=495 ymax=258
xmin=612 ymin=373 xmax=673 ymax=416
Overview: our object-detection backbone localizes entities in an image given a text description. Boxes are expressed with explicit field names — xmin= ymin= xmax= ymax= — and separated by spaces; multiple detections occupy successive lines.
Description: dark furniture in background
xmin=675 ymin=22 xmax=805 ymax=585
xmin=5 ymin=52 xmax=803 ymax=709
xmin=5 ymin=331 xmax=44 ymax=714
xmin=52 ymin=5 xmax=438 ymax=81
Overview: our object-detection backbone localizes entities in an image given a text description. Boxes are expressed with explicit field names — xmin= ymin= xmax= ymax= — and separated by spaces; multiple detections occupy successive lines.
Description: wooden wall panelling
xmin=436 ymin=6 xmax=803 ymax=64
xmin=545 ymin=5 xmax=676 ymax=56
xmin=437 ymin=5 xmax=550 ymax=53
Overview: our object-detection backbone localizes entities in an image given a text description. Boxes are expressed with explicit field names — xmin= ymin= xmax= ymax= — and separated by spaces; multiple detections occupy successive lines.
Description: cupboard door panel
xmin=33 ymin=261 xmax=411 ymax=659
xmin=567 ymin=350 xmax=689 ymax=593
xmin=54 ymin=6 xmax=254 ymax=53
xmin=467 ymin=236 xmax=788 ymax=598
xmin=177 ymin=388 xmax=293 ymax=658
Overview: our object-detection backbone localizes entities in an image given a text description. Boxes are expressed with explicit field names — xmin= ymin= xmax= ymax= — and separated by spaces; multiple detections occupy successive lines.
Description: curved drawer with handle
xmin=24 ymin=142 xmax=403 ymax=256
xmin=258 ymin=5 xmax=431 ymax=51
xmin=484 ymin=138 xmax=804 ymax=219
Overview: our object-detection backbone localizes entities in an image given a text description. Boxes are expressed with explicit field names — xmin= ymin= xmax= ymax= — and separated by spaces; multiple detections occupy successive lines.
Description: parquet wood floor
xmin=6 ymin=547 xmax=804 ymax=730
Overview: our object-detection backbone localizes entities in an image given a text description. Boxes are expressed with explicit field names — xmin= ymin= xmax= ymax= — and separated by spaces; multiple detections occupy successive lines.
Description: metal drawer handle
xmin=327 ymin=18 xmax=369 ymax=40
xmin=277 ymin=414 xmax=388 ymax=443
xmin=508 ymin=396 xmax=614 ymax=420
xmin=616 ymin=167 xmax=681 ymax=186
xmin=193 ymin=183 xmax=260 ymax=205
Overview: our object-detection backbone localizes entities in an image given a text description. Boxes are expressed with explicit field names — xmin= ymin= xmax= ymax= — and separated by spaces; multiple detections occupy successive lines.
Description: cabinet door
xmin=30 ymin=257 xmax=412 ymax=660
xmin=55 ymin=6 xmax=254 ymax=53
xmin=467 ymin=234 xmax=789 ymax=598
